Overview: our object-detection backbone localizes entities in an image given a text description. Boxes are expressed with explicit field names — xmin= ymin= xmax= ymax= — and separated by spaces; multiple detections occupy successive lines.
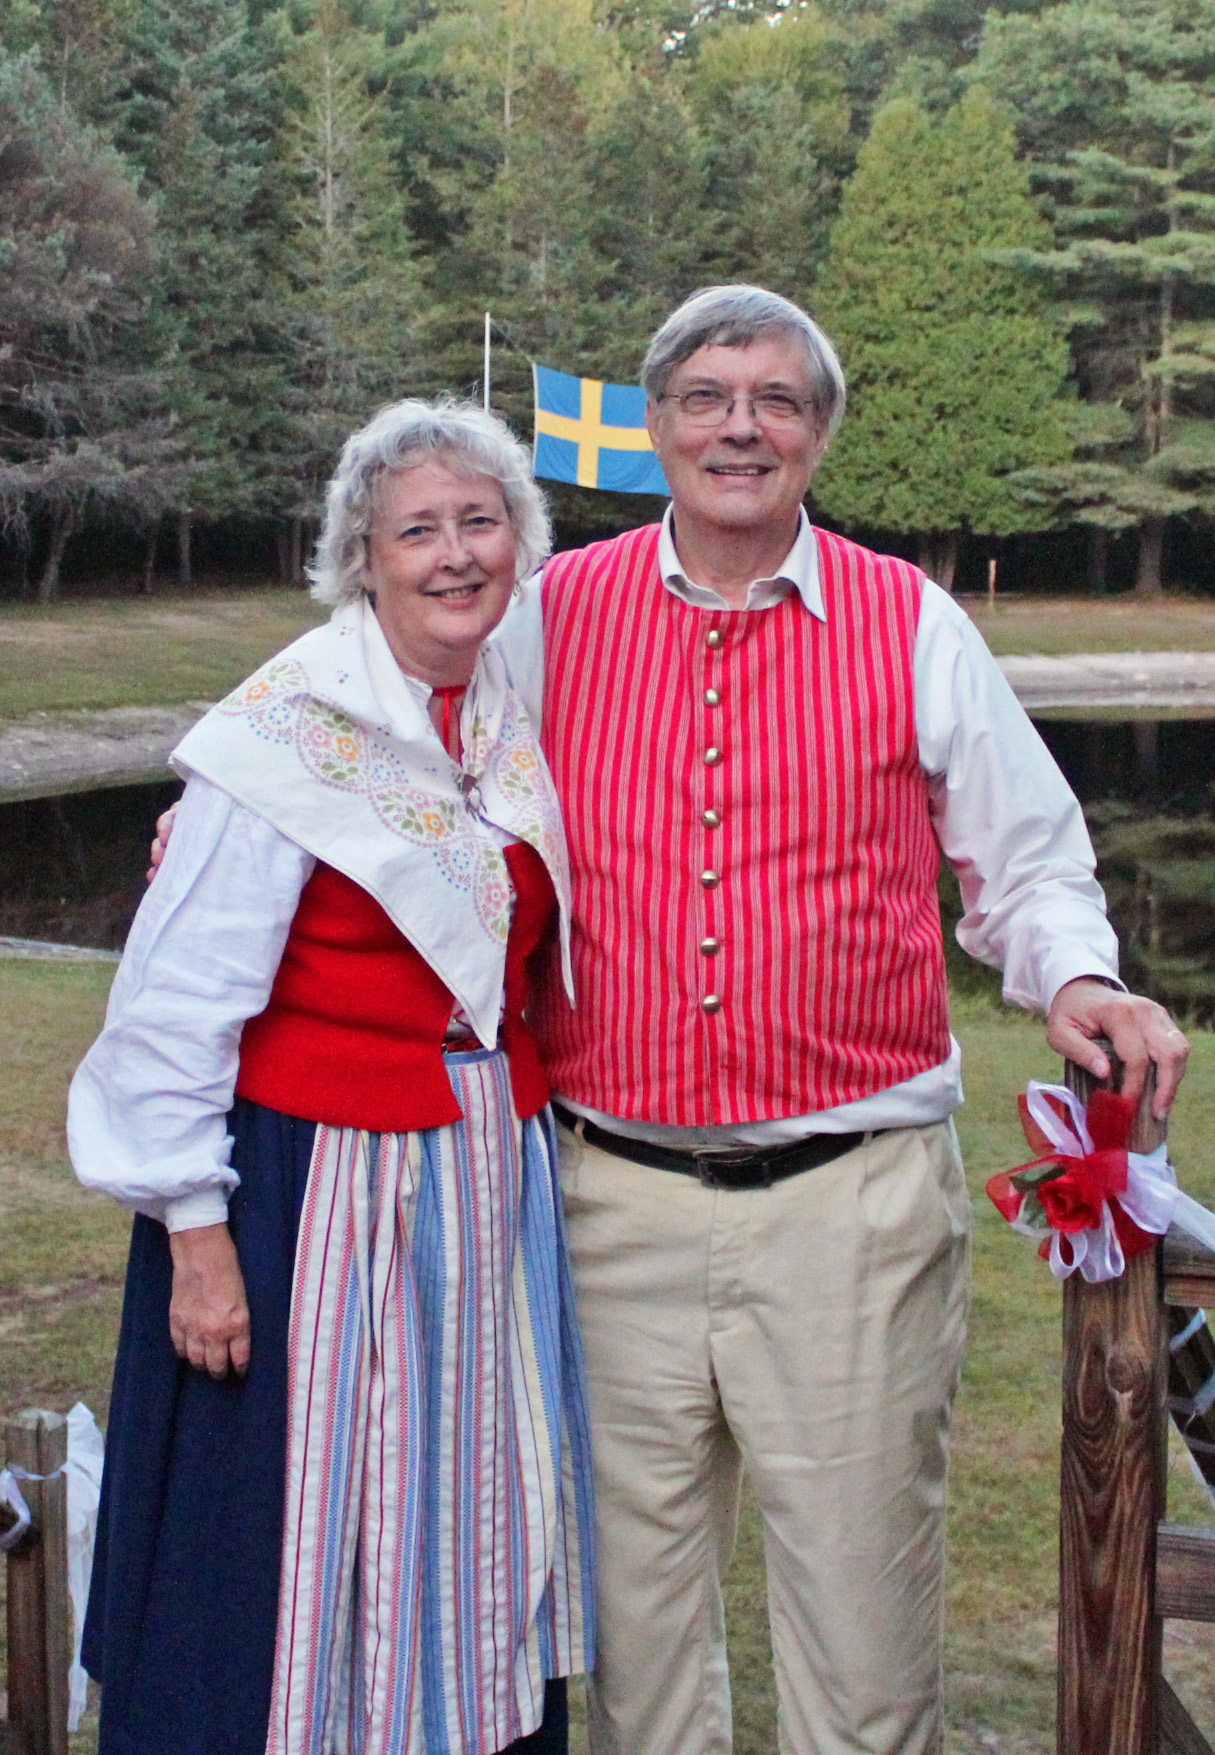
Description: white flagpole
xmin=484 ymin=312 xmax=491 ymax=411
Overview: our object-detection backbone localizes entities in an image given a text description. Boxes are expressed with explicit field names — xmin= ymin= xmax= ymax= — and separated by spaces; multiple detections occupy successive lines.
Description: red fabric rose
xmin=1035 ymin=1148 xmax=1127 ymax=1234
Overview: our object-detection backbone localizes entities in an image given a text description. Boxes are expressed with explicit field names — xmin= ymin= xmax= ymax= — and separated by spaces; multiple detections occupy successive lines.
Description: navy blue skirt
xmin=83 ymin=1099 xmax=567 ymax=1755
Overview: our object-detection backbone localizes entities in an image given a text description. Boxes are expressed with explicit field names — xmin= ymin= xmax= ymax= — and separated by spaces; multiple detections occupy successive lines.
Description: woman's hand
xmin=168 ymin=1223 xmax=251 ymax=1378
xmin=147 ymin=799 xmax=181 ymax=881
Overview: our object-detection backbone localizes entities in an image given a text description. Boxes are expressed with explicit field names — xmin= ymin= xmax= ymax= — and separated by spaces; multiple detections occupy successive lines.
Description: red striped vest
xmin=532 ymin=523 xmax=950 ymax=1124
xmin=236 ymin=841 xmax=555 ymax=1130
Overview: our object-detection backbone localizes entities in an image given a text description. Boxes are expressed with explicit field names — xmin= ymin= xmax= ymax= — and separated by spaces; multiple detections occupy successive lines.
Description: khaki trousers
xmin=556 ymin=1120 xmax=970 ymax=1755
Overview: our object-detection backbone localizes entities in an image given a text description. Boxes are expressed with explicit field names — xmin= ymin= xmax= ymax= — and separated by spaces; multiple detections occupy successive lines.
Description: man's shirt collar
xmin=657 ymin=503 xmax=826 ymax=621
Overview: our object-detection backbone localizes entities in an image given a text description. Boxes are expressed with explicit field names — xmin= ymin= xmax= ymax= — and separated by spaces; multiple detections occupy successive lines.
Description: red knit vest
xmin=236 ymin=841 xmax=555 ymax=1130
xmin=532 ymin=523 xmax=950 ymax=1124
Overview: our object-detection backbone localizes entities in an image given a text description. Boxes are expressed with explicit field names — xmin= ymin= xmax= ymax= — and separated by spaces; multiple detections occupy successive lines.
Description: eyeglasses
xmin=657 ymin=388 xmax=815 ymax=428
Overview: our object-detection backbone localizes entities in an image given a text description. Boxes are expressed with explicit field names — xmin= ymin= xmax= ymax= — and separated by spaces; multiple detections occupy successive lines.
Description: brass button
xmin=702 ymin=808 xmax=721 ymax=829
xmin=706 ymin=629 xmax=724 ymax=649
xmin=704 ymin=746 xmax=723 ymax=766
xmin=701 ymin=869 xmax=720 ymax=888
xmin=700 ymin=937 xmax=720 ymax=956
xmin=702 ymin=994 xmax=722 ymax=1014
xmin=704 ymin=688 xmax=721 ymax=707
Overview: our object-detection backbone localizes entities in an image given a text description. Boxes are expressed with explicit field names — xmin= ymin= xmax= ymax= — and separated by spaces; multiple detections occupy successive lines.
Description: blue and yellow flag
xmin=533 ymin=365 xmax=669 ymax=496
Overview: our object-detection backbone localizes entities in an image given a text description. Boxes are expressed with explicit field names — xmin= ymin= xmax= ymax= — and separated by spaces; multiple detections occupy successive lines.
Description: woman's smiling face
xmin=365 ymin=458 xmax=519 ymax=686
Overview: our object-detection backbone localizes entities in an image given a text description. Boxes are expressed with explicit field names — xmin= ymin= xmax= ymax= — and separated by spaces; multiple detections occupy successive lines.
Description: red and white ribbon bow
xmin=986 ymin=1081 xmax=1215 ymax=1283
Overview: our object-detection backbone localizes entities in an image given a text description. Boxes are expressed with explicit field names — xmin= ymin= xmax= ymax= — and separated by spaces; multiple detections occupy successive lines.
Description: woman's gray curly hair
xmin=308 ymin=398 xmax=552 ymax=607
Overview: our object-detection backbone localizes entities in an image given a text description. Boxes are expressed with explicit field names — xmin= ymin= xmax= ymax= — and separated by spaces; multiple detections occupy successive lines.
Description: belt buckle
xmin=690 ymin=1145 xmax=770 ymax=1190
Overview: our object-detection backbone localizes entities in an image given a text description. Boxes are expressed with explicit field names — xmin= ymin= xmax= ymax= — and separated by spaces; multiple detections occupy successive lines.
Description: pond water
xmin=0 ymin=780 xmax=181 ymax=950
xmin=1036 ymin=717 xmax=1215 ymax=810
xmin=3 ymin=726 xmax=1215 ymax=1019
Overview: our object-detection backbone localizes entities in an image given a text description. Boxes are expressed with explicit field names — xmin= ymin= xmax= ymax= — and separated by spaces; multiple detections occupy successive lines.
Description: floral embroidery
xmin=367 ymin=745 xmax=461 ymax=842
xmin=295 ymin=701 xmax=365 ymax=791
xmin=218 ymin=659 xmax=308 ymax=746
xmin=214 ymin=649 xmax=564 ymax=948
xmin=479 ymin=699 xmax=570 ymax=889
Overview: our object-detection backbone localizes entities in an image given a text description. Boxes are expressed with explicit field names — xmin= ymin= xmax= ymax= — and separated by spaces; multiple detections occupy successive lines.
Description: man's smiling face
xmin=645 ymin=332 xmax=828 ymax=541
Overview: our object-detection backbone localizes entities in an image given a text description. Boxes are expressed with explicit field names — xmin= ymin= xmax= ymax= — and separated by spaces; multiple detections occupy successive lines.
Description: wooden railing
xmin=1060 ymin=1058 xmax=1215 ymax=1755
xmin=0 ymin=1411 xmax=70 ymax=1755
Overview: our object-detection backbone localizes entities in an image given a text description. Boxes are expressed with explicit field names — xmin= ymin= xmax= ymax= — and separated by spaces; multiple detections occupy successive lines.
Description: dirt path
xmin=1000 ymin=650 xmax=1215 ymax=713
xmin=0 ymin=704 xmax=210 ymax=803
xmin=4 ymin=650 xmax=1215 ymax=805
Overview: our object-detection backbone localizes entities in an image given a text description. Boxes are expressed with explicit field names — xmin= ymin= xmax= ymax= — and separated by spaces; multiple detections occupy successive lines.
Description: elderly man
xmin=494 ymin=284 xmax=1188 ymax=1755
xmin=152 ymin=284 xmax=1187 ymax=1754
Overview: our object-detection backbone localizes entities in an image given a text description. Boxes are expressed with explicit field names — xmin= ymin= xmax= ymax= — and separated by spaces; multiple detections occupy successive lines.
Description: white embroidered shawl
xmin=173 ymin=597 xmax=573 ymax=1048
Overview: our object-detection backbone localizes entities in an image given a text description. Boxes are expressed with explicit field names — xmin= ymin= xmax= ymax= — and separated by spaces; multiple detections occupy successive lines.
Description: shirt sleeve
xmin=489 ymin=571 xmax=546 ymax=731
xmin=915 ymin=580 xmax=1122 ymax=1013
xmin=67 ymin=776 xmax=315 ymax=1231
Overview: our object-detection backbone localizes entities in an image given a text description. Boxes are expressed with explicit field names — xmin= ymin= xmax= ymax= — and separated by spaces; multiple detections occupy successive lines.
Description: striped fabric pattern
xmin=533 ymin=524 xmax=951 ymax=1124
xmin=267 ymin=1051 xmax=594 ymax=1755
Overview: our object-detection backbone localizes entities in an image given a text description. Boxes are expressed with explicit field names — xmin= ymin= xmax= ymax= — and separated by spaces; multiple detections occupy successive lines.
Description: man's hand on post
xmin=147 ymin=799 xmax=180 ymax=881
xmin=1045 ymin=977 xmax=1189 ymax=1119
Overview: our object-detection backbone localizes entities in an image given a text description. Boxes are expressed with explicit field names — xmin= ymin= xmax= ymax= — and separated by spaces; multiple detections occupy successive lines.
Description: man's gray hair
xmin=641 ymin=285 xmax=847 ymax=437
xmin=309 ymin=398 xmax=552 ymax=607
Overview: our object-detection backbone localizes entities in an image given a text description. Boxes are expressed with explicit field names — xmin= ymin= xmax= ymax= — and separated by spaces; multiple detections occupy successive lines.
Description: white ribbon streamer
xmin=0 ymin=1468 xmax=33 ymax=1552
xmin=1187 ymin=1368 xmax=1215 ymax=1423
xmin=1171 ymin=1308 xmax=1209 ymax=1351
xmin=1009 ymin=1081 xmax=1215 ymax=1284
xmin=65 ymin=1403 xmax=105 ymax=1731
xmin=1173 ymin=1190 xmax=1215 ymax=1258
xmin=0 ymin=1419 xmax=101 ymax=1730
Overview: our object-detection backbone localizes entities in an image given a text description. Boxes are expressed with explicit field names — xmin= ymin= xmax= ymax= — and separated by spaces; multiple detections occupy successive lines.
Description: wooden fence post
xmin=4 ymin=1411 xmax=70 ymax=1755
xmin=1058 ymin=1058 xmax=1168 ymax=1755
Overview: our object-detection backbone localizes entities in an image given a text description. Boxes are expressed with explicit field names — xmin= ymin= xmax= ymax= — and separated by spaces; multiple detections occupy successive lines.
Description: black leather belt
xmin=550 ymin=1102 xmax=871 ymax=1190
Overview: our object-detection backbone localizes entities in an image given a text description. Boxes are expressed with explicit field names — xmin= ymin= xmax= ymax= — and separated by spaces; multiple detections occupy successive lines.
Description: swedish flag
xmin=533 ymin=365 xmax=669 ymax=496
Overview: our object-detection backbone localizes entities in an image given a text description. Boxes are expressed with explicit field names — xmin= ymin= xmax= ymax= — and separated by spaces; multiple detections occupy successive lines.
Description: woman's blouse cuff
xmin=163 ymin=1188 xmax=232 ymax=1233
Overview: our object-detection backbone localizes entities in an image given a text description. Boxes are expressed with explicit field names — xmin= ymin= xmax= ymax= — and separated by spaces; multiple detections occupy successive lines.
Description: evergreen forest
xmin=4 ymin=0 xmax=1215 ymax=598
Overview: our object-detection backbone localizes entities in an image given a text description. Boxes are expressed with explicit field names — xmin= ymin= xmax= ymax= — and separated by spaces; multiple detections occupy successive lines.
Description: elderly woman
xmin=68 ymin=400 xmax=594 ymax=1755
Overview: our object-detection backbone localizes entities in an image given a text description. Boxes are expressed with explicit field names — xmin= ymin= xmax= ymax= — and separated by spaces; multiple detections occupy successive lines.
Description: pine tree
xmin=812 ymin=88 xmax=1074 ymax=587
xmin=14 ymin=0 xmax=139 ymax=113
xmin=407 ymin=0 xmax=629 ymax=427
xmin=975 ymin=0 xmax=1215 ymax=595
xmin=0 ymin=51 xmax=176 ymax=598
xmin=273 ymin=0 xmax=419 ymax=569
xmin=101 ymin=0 xmax=286 ymax=579
xmin=578 ymin=66 xmax=711 ymax=379
xmin=690 ymin=8 xmax=853 ymax=296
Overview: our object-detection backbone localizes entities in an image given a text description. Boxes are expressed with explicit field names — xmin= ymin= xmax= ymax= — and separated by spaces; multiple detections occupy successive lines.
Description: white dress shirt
xmin=67 ymin=661 xmax=528 ymax=1231
xmin=492 ymin=506 xmax=1121 ymax=1147
xmin=67 ymin=776 xmax=316 ymax=1231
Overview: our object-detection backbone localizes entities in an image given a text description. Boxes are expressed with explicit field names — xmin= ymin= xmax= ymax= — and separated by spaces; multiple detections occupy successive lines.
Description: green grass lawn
xmin=964 ymin=593 xmax=1215 ymax=657
xmin=3 ymin=963 xmax=1215 ymax=1753
xmin=0 ymin=961 xmax=130 ymax=1422
xmin=2 ymin=588 xmax=1215 ymax=724
xmin=0 ymin=589 xmax=325 ymax=720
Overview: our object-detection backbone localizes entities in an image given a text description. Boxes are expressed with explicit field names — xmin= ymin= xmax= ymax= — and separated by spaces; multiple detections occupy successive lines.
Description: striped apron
xmin=267 ymin=1049 xmax=594 ymax=1755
